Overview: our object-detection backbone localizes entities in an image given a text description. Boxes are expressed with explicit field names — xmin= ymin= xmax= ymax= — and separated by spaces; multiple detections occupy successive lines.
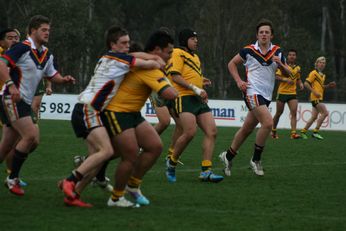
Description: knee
xmin=206 ymin=127 xmax=217 ymax=139
xmin=262 ymin=119 xmax=273 ymax=130
xmin=101 ymin=146 xmax=114 ymax=160
xmin=26 ymin=135 xmax=39 ymax=152
xmin=160 ymin=117 xmax=171 ymax=128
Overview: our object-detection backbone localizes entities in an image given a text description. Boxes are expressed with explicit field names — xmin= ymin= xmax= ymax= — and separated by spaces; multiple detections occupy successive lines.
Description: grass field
xmin=0 ymin=120 xmax=345 ymax=231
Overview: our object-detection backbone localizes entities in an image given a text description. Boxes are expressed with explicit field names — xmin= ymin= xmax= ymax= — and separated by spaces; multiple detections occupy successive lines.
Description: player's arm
xmin=50 ymin=73 xmax=75 ymax=84
xmin=304 ymin=81 xmax=320 ymax=98
xmin=297 ymin=79 xmax=304 ymax=90
xmin=131 ymin=52 xmax=165 ymax=69
xmin=228 ymin=54 xmax=247 ymax=92
xmin=324 ymin=81 xmax=336 ymax=89
xmin=44 ymin=78 xmax=53 ymax=95
xmin=0 ymin=59 xmax=20 ymax=102
xmin=133 ymin=58 xmax=161 ymax=70
xmin=276 ymin=74 xmax=293 ymax=85
xmin=158 ymin=85 xmax=178 ymax=101
xmin=272 ymin=55 xmax=292 ymax=77
xmin=171 ymin=73 xmax=208 ymax=101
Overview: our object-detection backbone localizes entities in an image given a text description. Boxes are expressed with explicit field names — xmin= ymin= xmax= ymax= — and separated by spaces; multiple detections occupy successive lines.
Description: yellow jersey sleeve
xmin=106 ymin=69 xmax=170 ymax=112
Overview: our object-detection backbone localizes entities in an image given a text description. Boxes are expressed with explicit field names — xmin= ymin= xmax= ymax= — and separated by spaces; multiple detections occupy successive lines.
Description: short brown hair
xmin=105 ymin=26 xmax=128 ymax=50
xmin=256 ymin=19 xmax=274 ymax=34
xmin=28 ymin=15 xmax=50 ymax=35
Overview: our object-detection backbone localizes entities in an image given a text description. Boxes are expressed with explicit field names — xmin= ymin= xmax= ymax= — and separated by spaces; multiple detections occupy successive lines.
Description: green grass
xmin=1 ymin=120 xmax=345 ymax=231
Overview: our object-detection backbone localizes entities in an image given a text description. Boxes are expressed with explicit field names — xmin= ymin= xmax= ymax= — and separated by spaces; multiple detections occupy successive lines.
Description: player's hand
xmin=200 ymin=90 xmax=208 ymax=103
xmin=45 ymin=87 xmax=53 ymax=95
xmin=299 ymin=83 xmax=304 ymax=90
xmin=272 ymin=55 xmax=282 ymax=65
xmin=155 ymin=56 xmax=166 ymax=69
xmin=8 ymin=84 xmax=21 ymax=102
xmin=313 ymin=91 xmax=321 ymax=98
xmin=328 ymin=81 xmax=336 ymax=88
xmin=203 ymin=77 xmax=212 ymax=87
xmin=63 ymin=75 xmax=76 ymax=84
xmin=286 ymin=79 xmax=294 ymax=85
xmin=236 ymin=80 xmax=247 ymax=93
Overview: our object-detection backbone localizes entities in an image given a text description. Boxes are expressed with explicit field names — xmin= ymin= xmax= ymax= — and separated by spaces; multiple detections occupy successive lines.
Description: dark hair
xmin=144 ymin=30 xmax=174 ymax=52
xmin=105 ymin=26 xmax=128 ymax=50
xmin=28 ymin=15 xmax=50 ymax=35
xmin=256 ymin=19 xmax=274 ymax=34
xmin=129 ymin=41 xmax=144 ymax=52
xmin=0 ymin=28 xmax=17 ymax=40
xmin=288 ymin=49 xmax=297 ymax=55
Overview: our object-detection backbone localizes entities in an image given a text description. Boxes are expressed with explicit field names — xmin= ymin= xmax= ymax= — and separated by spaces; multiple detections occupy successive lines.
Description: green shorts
xmin=101 ymin=110 xmax=145 ymax=137
xmin=35 ymin=79 xmax=46 ymax=96
xmin=276 ymin=94 xmax=297 ymax=103
xmin=173 ymin=95 xmax=211 ymax=116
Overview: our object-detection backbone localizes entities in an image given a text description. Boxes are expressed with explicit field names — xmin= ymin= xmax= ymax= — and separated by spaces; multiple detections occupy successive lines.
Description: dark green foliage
xmin=0 ymin=0 xmax=345 ymax=102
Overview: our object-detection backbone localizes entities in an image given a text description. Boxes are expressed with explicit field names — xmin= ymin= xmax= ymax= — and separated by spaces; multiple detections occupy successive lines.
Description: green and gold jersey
xmin=166 ymin=48 xmax=203 ymax=96
xmin=305 ymin=69 xmax=326 ymax=101
xmin=276 ymin=64 xmax=301 ymax=95
xmin=106 ymin=69 xmax=170 ymax=112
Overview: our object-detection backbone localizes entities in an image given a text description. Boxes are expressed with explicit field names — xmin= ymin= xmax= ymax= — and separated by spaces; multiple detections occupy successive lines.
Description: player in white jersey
xmin=60 ymin=26 xmax=162 ymax=207
xmin=0 ymin=15 xmax=75 ymax=196
xmin=219 ymin=19 xmax=291 ymax=177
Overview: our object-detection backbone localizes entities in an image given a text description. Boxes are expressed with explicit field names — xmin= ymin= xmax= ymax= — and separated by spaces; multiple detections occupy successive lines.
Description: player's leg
xmin=154 ymin=106 xmax=171 ymax=135
xmin=196 ymin=111 xmax=223 ymax=182
xmin=107 ymin=129 xmax=138 ymax=207
xmin=287 ymin=98 xmax=300 ymax=139
xmin=301 ymin=104 xmax=318 ymax=138
xmin=249 ymin=105 xmax=272 ymax=176
xmin=272 ymin=99 xmax=285 ymax=139
xmin=127 ymin=120 xmax=163 ymax=205
xmin=312 ymin=103 xmax=328 ymax=139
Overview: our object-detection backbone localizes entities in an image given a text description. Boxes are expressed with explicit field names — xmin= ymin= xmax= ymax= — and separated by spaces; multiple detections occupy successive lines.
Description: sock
xmin=96 ymin=160 xmax=110 ymax=182
xmin=127 ymin=176 xmax=142 ymax=188
xmin=301 ymin=128 xmax=307 ymax=134
xmin=201 ymin=160 xmax=212 ymax=172
xmin=291 ymin=130 xmax=296 ymax=134
xmin=66 ymin=170 xmax=83 ymax=183
xmin=252 ymin=144 xmax=264 ymax=162
xmin=313 ymin=128 xmax=319 ymax=133
xmin=167 ymin=147 xmax=174 ymax=158
xmin=226 ymin=147 xmax=237 ymax=161
xmin=111 ymin=189 xmax=125 ymax=201
xmin=9 ymin=150 xmax=28 ymax=179
xmin=168 ymin=155 xmax=178 ymax=167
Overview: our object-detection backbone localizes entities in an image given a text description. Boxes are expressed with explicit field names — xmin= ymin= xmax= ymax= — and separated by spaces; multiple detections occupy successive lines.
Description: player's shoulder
xmin=104 ymin=51 xmax=133 ymax=64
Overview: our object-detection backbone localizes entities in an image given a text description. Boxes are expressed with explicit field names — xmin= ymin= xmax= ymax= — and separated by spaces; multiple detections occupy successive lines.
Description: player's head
xmin=287 ymin=49 xmax=297 ymax=63
xmin=179 ymin=28 xmax=197 ymax=51
xmin=0 ymin=28 xmax=20 ymax=50
xmin=256 ymin=19 xmax=274 ymax=45
xmin=105 ymin=26 xmax=130 ymax=53
xmin=129 ymin=41 xmax=144 ymax=53
xmin=315 ymin=56 xmax=326 ymax=71
xmin=28 ymin=15 xmax=51 ymax=44
xmin=145 ymin=30 xmax=174 ymax=62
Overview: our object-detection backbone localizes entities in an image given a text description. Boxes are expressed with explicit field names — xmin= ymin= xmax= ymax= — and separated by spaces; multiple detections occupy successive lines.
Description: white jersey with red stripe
xmin=0 ymin=37 xmax=58 ymax=104
xmin=239 ymin=41 xmax=285 ymax=101
xmin=78 ymin=51 xmax=135 ymax=111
